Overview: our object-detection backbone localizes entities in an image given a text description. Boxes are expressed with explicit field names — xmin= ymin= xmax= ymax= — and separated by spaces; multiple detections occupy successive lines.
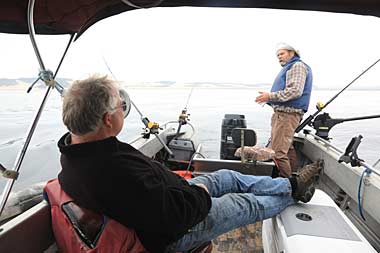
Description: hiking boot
xmin=294 ymin=185 xmax=315 ymax=203
xmin=293 ymin=160 xmax=324 ymax=203
xmin=298 ymin=159 xmax=324 ymax=185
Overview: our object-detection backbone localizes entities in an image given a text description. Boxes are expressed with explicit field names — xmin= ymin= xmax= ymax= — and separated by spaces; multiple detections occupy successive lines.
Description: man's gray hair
xmin=62 ymin=75 xmax=119 ymax=135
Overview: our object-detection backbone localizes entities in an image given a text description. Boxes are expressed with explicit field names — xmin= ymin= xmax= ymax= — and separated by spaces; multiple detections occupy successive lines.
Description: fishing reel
xmin=316 ymin=101 xmax=325 ymax=110
xmin=295 ymin=101 xmax=325 ymax=133
xmin=179 ymin=108 xmax=190 ymax=125
xmin=172 ymin=108 xmax=191 ymax=140
xmin=141 ymin=117 xmax=161 ymax=139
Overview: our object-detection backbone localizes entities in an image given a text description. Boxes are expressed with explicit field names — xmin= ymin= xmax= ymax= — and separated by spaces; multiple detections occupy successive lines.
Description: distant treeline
xmin=0 ymin=78 xmax=72 ymax=87
xmin=1 ymin=78 xmax=378 ymax=90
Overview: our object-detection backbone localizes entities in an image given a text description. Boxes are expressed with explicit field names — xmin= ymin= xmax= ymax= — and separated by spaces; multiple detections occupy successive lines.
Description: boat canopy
xmin=1 ymin=0 xmax=380 ymax=39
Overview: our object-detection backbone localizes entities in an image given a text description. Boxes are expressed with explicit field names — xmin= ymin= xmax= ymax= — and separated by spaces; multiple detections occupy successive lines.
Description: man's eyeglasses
xmin=119 ymin=89 xmax=131 ymax=118
xmin=111 ymin=89 xmax=131 ymax=118
xmin=120 ymin=100 xmax=129 ymax=118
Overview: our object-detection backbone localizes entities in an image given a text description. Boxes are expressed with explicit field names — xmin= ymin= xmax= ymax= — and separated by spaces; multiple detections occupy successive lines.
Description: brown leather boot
xmin=293 ymin=160 xmax=324 ymax=203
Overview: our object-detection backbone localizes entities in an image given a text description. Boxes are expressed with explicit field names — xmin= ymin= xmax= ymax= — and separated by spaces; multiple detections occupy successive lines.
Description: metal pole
xmin=0 ymin=0 xmax=48 ymax=217
xmin=0 ymin=0 xmax=74 ymax=217
xmin=0 ymin=94 xmax=53 ymax=216
xmin=340 ymin=114 xmax=380 ymax=122
xmin=27 ymin=0 xmax=45 ymax=71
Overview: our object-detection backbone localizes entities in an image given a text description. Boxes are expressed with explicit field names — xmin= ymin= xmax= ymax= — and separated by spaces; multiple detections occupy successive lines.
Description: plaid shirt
xmin=269 ymin=61 xmax=308 ymax=114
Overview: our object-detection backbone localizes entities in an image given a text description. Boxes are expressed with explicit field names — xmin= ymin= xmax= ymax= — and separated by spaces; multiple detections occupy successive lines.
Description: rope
xmin=357 ymin=168 xmax=372 ymax=220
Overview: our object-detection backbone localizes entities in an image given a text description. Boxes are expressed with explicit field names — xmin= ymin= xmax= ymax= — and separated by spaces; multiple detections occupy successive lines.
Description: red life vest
xmin=172 ymin=170 xmax=193 ymax=180
xmin=44 ymin=178 xmax=149 ymax=253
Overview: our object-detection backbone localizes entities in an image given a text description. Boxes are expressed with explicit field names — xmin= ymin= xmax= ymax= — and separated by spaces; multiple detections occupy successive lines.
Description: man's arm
xmin=133 ymin=173 xmax=211 ymax=235
xmin=112 ymin=155 xmax=211 ymax=236
xmin=269 ymin=62 xmax=307 ymax=102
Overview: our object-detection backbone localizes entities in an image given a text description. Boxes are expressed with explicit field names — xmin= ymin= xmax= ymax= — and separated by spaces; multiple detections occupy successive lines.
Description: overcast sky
xmin=1 ymin=7 xmax=380 ymax=88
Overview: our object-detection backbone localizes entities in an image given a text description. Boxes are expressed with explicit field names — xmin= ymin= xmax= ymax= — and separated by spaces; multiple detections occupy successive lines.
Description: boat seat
xmin=62 ymin=200 xmax=212 ymax=253
xmin=231 ymin=128 xmax=257 ymax=147
xmin=45 ymin=178 xmax=148 ymax=252
xmin=62 ymin=201 xmax=103 ymax=249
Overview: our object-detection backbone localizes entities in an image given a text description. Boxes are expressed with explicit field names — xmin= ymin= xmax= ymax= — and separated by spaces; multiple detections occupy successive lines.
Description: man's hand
xmin=196 ymin=183 xmax=209 ymax=194
xmin=255 ymin=91 xmax=270 ymax=104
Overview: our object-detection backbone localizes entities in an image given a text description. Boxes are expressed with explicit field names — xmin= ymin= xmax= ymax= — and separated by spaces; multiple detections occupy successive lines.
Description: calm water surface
xmin=1 ymin=88 xmax=380 ymax=191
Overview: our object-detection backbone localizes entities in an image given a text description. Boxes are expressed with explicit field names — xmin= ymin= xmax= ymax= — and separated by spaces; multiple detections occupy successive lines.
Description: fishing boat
xmin=1 ymin=1 xmax=380 ymax=252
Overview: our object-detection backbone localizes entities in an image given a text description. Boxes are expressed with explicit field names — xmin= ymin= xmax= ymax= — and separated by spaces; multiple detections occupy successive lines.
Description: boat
xmin=1 ymin=1 xmax=380 ymax=252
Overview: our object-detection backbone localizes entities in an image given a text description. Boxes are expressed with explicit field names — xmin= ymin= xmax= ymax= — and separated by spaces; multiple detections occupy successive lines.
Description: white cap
xmin=276 ymin=42 xmax=300 ymax=57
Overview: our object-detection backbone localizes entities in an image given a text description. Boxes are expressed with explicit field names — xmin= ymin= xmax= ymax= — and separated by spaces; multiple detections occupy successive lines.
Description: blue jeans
xmin=171 ymin=169 xmax=295 ymax=251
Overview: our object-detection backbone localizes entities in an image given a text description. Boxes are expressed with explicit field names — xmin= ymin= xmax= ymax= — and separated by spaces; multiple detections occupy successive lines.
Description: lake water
xmin=1 ymin=88 xmax=380 ymax=191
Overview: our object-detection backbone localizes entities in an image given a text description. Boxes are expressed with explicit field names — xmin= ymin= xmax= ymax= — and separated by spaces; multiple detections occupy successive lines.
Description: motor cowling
xmin=220 ymin=114 xmax=247 ymax=160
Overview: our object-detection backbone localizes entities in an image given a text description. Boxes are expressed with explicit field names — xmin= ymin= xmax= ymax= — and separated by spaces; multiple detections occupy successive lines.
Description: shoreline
xmin=1 ymin=84 xmax=380 ymax=91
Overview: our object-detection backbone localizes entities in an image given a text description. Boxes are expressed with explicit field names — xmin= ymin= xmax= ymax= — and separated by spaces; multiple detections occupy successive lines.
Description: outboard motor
xmin=220 ymin=114 xmax=247 ymax=160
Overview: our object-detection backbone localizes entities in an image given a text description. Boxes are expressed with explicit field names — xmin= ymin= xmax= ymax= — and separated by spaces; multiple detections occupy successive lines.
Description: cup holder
xmin=296 ymin=212 xmax=312 ymax=221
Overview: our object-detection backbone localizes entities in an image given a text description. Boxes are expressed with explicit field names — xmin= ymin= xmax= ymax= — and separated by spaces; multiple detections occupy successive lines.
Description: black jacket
xmin=58 ymin=133 xmax=211 ymax=252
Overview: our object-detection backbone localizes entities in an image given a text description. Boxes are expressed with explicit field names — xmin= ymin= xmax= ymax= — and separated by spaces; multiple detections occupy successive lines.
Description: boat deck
xmin=212 ymin=222 xmax=263 ymax=253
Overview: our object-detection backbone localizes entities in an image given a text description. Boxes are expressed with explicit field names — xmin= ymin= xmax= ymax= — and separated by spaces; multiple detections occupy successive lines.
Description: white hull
xmin=263 ymin=189 xmax=376 ymax=253
xmin=296 ymin=132 xmax=380 ymax=250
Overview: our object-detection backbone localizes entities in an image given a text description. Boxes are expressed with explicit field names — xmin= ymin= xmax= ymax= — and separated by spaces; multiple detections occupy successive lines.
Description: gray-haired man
xmin=53 ymin=75 xmax=321 ymax=253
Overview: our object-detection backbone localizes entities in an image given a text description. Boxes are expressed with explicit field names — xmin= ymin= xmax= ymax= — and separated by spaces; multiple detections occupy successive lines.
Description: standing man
xmin=255 ymin=43 xmax=313 ymax=177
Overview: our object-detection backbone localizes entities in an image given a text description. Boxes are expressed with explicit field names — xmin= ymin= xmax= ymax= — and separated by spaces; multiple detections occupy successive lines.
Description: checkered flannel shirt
xmin=269 ymin=61 xmax=308 ymax=115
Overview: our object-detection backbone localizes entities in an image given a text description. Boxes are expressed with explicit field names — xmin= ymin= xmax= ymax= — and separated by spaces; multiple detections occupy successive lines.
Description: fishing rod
xmin=102 ymin=57 xmax=144 ymax=116
xmin=184 ymin=87 xmax=194 ymax=110
xmin=174 ymin=88 xmax=194 ymax=139
xmin=102 ymin=56 xmax=173 ymax=156
xmin=295 ymin=57 xmax=380 ymax=133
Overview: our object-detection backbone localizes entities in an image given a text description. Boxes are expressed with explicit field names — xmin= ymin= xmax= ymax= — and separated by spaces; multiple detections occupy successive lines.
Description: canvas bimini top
xmin=1 ymin=0 xmax=380 ymax=39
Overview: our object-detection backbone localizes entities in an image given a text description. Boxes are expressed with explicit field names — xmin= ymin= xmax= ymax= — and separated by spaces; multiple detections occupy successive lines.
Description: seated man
xmin=56 ymin=75 xmax=323 ymax=253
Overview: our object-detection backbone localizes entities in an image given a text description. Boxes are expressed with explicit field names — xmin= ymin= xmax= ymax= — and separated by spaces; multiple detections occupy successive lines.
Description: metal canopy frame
xmin=0 ymin=0 xmax=75 ymax=218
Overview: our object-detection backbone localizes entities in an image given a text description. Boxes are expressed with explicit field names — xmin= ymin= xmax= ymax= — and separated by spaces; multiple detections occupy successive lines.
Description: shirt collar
xmin=58 ymin=132 xmax=119 ymax=156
